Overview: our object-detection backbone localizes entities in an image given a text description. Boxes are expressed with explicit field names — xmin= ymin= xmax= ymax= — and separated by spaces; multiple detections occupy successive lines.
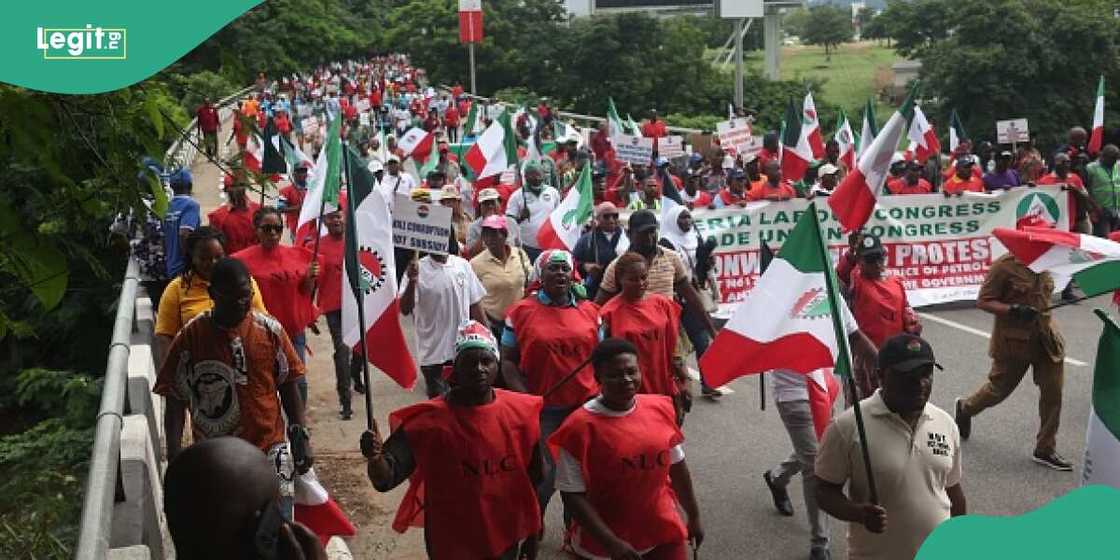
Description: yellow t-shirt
xmin=155 ymin=274 xmax=267 ymax=337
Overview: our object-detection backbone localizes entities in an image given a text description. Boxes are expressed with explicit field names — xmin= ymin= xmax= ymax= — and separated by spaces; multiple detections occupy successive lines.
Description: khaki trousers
xmin=962 ymin=353 xmax=1064 ymax=455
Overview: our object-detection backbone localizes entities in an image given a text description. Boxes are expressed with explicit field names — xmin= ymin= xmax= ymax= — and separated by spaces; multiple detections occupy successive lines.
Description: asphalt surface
xmin=187 ymin=133 xmax=1111 ymax=558
xmin=558 ymin=295 xmax=1106 ymax=560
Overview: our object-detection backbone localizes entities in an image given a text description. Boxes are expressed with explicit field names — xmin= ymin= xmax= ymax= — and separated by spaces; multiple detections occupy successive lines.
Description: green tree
xmin=802 ymin=5 xmax=853 ymax=60
xmin=891 ymin=0 xmax=1120 ymax=150
xmin=783 ymin=7 xmax=811 ymax=39
xmin=878 ymin=0 xmax=953 ymax=58
xmin=861 ymin=11 xmax=891 ymax=46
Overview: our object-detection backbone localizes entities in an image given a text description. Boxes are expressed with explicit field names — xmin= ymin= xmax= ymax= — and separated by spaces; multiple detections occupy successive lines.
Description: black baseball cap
xmin=859 ymin=233 xmax=886 ymax=258
xmin=878 ymin=334 xmax=943 ymax=373
xmin=629 ymin=209 xmax=659 ymax=233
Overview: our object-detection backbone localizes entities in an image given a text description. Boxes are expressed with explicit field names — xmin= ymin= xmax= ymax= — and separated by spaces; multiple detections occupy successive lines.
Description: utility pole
xmin=734 ymin=18 xmax=744 ymax=111
xmin=764 ymin=3 xmax=781 ymax=80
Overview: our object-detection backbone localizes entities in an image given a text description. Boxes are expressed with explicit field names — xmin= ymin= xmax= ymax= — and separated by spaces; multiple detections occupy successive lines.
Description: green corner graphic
xmin=917 ymin=485 xmax=1120 ymax=558
xmin=3 ymin=2 xmax=262 ymax=93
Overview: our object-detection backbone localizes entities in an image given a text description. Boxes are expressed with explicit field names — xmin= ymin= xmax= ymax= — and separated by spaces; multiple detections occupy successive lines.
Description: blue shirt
xmin=162 ymin=195 xmax=200 ymax=276
xmin=982 ymin=169 xmax=1021 ymax=191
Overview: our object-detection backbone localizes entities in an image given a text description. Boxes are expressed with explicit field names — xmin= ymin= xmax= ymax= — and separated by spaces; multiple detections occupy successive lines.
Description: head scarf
xmin=660 ymin=205 xmax=699 ymax=261
xmin=528 ymin=249 xmax=587 ymax=301
xmin=454 ymin=320 xmax=498 ymax=358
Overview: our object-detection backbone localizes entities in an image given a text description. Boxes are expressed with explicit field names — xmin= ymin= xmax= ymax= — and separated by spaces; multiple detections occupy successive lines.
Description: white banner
xmin=391 ymin=194 xmax=454 ymax=255
xmin=676 ymin=187 xmax=1068 ymax=317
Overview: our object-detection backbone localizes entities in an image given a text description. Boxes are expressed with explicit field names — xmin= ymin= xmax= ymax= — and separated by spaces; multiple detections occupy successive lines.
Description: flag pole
xmin=809 ymin=201 xmax=879 ymax=505
xmin=343 ymin=144 xmax=377 ymax=430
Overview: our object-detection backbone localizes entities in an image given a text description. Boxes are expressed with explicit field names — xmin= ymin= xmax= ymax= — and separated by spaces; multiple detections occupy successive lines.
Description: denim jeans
xmin=771 ymin=399 xmax=830 ymax=553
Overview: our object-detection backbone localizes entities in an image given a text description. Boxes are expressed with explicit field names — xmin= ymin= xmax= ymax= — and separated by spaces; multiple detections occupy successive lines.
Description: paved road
xmin=186 ymin=139 xmax=1113 ymax=558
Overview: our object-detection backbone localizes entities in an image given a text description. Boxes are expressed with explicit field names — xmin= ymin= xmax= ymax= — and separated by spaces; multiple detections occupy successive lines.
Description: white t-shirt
xmin=398 ymin=255 xmax=486 ymax=366
xmin=378 ymin=172 xmax=416 ymax=208
xmin=505 ymin=185 xmax=560 ymax=249
xmin=555 ymin=396 xmax=685 ymax=560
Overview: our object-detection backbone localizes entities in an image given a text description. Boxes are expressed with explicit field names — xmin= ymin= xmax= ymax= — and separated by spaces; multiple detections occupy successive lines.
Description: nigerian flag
xmin=1083 ymin=309 xmax=1120 ymax=488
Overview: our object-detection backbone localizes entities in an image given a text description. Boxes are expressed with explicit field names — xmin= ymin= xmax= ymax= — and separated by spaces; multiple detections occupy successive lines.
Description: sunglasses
xmin=259 ymin=224 xmax=284 ymax=234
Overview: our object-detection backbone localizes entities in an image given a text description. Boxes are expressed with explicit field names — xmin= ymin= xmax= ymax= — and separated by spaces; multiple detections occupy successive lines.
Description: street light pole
xmin=734 ymin=18 xmax=744 ymax=111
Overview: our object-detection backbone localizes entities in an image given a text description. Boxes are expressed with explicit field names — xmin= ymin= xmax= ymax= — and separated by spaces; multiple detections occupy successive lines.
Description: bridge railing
xmin=76 ymin=84 xmax=255 ymax=560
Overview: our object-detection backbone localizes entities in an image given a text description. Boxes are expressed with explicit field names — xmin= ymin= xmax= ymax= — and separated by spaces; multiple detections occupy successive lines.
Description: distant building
xmin=891 ymin=60 xmax=922 ymax=102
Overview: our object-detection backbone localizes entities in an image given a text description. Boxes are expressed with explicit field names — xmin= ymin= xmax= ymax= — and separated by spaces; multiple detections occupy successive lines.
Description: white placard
xmin=614 ymin=134 xmax=655 ymax=164
xmin=657 ymin=135 xmax=686 ymax=158
xmin=359 ymin=112 xmax=370 ymax=126
xmin=720 ymin=0 xmax=764 ymax=19
xmin=716 ymin=118 xmax=761 ymax=155
xmin=997 ymin=118 xmax=1030 ymax=144
xmin=356 ymin=99 xmax=371 ymax=113
xmin=392 ymin=194 xmax=454 ymax=255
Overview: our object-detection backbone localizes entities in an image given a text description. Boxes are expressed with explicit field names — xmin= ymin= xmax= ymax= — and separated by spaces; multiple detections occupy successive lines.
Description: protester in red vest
xmin=443 ymin=104 xmax=461 ymax=142
xmin=502 ymin=250 xmax=601 ymax=520
xmin=279 ymin=162 xmax=311 ymax=241
xmin=304 ymin=208 xmax=364 ymax=419
xmin=748 ymin=161 xmax=798 ymax=201
xmin=550 ymin=338 xmax=704 ymax=560
xmin=195 ymin=97 xmax=221 ymax=158
xmin=232 ymin=207 xmax=318 ymax=401
xmin=847 ymin=234 xmax=921 ymax=394
xmin=599 ymin=253 xmax=684 ymax=404
xmin=887 ymin=161 xmax=934 ymax=195
xmin=361 ymin=321 xmax=544 ymax=560
xmin=641 ymin=110 xmax=668 ymax=138
xmin=207 ymin=181 xmax=260 ymax=255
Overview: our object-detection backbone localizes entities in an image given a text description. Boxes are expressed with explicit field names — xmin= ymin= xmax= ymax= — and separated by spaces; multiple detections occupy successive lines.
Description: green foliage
xmin=0 ymin=419 xmax=94 ymax=559
xmin=881 ymin=0 xmax=1120 ymax=151
xmin=802 ymin=5 xmax=854 ymax=59
xmin=784 ymin=7 xmax=811 ymax=39
xmin=165 ymin=70 xmax=240 ymax=114
xmin=171 ymin=0 xmax=385 ymax=85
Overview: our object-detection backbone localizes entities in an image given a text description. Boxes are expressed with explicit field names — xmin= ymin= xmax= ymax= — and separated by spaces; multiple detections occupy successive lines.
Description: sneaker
xmin=810 ymin=549 xmax=831 ymax=560
xmin=353 ymin=381 xmax=366 ymax=395
xmin=339 ymin=406 xmax=353 ymax=421
xmin=763 ymin=470 xmax=794 ymax=516
xmin=701 ymin=384 xmax=723 ymax=399
xmin=1032 ymin=452 xmax=1073 ymax=471
xmin=955 ymin=398 xmax=971 ymax=440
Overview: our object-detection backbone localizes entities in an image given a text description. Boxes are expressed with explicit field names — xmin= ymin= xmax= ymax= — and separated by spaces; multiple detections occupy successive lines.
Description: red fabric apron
xmin=599 ymin=294 xmax=681 ymax=396
xmin=549 ymin=395 xmax=688 ymax=557
xmin=390 ymin=390 xmax=543 ymax=559
xmin=506 ymin=298 xmax=600 ymax=408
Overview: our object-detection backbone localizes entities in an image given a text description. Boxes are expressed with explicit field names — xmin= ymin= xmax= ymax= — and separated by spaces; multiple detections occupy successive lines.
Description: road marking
xmin=918 ymin=312 xmax=1088 ymax=367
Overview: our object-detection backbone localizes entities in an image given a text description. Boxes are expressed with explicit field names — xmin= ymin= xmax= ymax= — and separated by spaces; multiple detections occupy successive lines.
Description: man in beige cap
xmin=466 ymin=187 xmax=519 ymax=257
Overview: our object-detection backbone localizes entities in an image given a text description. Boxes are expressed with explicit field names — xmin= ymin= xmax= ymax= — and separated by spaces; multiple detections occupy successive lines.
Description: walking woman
xmin=360 ymin=321 xmax=544 ymax=559
xmin=233 ymin=207 xmax=318 ymax=401
xmin=502 ymin=250 xmax=601 ymax=520
xmin=154 ymin=226 xmax=267 ymax=369
xmin=659 ymin=205 xmax=722 ymax=398
xmin=598 ymin=253 xmax=687 ymax=419
xmin=551 ymin=338 xmax=704 ymax=560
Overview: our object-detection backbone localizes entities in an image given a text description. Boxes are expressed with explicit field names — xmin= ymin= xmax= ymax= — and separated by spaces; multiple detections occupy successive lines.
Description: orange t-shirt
xmin=943 ymin=175 xmax=985 ymax=195
xmin=154 ymin=311 xmax=305 ymax=451
xmin=748 ymin=181 xmax=797 ymax=201
xmin=887 ymin=178 xmax=933 ymax=195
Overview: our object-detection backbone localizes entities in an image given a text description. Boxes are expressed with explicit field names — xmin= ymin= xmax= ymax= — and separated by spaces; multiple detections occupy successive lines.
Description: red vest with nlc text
xmin=506 ymin=298 xmax=600 ymax=408
xmin=389 ymin=390 xmax=543 ymax=560
xmin=549 ymin=395 xmax=688 ymax=556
